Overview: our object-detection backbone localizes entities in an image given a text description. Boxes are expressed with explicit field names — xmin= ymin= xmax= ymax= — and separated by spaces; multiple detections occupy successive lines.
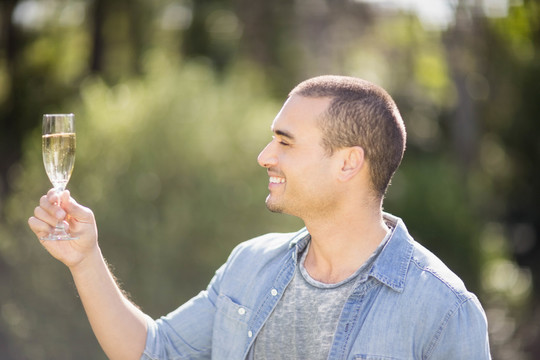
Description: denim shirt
xmin=142 ymin=213 xmax=491 ymax=359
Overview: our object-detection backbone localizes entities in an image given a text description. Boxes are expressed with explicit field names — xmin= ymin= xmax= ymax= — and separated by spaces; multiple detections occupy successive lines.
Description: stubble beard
xmin=265 ymin=195 xmax=285 ymax=214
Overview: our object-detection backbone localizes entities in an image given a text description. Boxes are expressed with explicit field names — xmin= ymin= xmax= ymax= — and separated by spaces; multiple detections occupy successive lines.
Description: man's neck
xmin=302 ymin=207 xmax=389 ymax=284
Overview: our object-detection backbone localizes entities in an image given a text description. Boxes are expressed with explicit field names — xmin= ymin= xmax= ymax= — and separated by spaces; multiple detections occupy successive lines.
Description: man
xmin=29 ymin=75 xmax=491 ymax=359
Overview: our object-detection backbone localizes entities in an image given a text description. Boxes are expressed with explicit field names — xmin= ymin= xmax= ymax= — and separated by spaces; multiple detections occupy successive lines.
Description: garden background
xmin=0 ymin=0 xmax=539 ymax=358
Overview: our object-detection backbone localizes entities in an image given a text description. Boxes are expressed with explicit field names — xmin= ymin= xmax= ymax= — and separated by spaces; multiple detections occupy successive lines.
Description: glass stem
xmin=55 ymin=188 xmax=66 ymax=231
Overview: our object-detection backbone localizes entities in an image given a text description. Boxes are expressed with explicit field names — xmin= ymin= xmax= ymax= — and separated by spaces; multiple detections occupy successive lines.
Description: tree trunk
xmin=90 ymin=0 xmax=106 ymax=73
xmin=0 ymin=0 xmax=22 ymax=201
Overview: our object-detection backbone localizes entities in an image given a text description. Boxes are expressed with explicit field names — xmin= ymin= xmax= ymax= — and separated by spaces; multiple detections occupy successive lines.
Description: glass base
xmin=40 ymin=229 xmax=78 ymax=241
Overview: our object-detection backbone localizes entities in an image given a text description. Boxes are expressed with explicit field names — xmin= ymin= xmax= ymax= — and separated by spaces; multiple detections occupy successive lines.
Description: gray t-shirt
xmin=252 ymin=232 xmax=390 ymax=360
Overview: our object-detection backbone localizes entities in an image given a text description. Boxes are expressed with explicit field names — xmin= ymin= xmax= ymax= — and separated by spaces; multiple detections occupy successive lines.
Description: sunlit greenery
xmin=1 ymin=0 xmax=539 ymax=359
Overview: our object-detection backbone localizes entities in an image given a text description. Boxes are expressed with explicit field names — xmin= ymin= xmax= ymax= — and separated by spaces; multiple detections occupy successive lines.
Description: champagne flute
xmin=41 ymin=114 xmax=77 ymax=240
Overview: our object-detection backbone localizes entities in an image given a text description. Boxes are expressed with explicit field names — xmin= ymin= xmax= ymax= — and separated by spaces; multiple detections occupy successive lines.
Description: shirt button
xmin=271 ymin=289 xmax=278 ymax=296
xmin=238 ymin=307 xmax=246 ymax=315
xmin=248 ymin=331 xmax=253 ymax=338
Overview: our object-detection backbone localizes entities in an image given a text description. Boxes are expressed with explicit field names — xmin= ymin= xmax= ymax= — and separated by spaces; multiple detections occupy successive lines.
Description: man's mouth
xmin=269 ymin=176 xmax=286 ymax=184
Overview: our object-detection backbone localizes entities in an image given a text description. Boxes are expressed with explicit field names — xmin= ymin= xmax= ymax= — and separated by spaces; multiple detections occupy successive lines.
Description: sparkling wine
xmin=42 ymin=132 xmax=76 ymax=190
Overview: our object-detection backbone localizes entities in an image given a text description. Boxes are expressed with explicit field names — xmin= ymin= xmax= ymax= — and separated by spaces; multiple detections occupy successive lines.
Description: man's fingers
xmin=46 ymin=188 xmax=61 ymax=204
xmin=40 ymin=194 xmax=54 ymax=209
xmin=61 ymin=189 xmax=71 ymax=203
xmin=28 ymin=216 xmax=52 ymax=237
xmin=34 ymin=190 xmax=95 ymax=232
xmin=34 ymin=205 xmax=59 ymax=226
xmin=40 ymin=194 xmax=65 ymax=219
xmin=64 ymin=196 xmax=94 ymax=223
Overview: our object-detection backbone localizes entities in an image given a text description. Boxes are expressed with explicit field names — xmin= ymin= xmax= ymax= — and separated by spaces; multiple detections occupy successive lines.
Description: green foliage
xmin=2 ymin=1 xmax=540 ymax=358
xmin=385 ymin=153 xmax=483 ymax=291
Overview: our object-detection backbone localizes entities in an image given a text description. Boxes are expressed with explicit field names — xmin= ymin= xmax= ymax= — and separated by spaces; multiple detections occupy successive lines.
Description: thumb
xmin=62 ymin=192 xmax=94 ymax=222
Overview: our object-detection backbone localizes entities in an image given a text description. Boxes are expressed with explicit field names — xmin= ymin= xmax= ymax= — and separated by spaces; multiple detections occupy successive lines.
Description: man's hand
xmin=28 ymin=189 xmax=98 ymax=268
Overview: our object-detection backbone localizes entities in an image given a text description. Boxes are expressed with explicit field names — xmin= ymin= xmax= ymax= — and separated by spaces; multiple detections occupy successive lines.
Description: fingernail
xmin=56 ymin=210 xmax=66 ymax=219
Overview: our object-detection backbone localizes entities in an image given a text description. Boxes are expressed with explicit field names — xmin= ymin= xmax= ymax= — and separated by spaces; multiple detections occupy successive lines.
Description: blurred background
xmin=0 ymin=0 xmax=539 ymax=358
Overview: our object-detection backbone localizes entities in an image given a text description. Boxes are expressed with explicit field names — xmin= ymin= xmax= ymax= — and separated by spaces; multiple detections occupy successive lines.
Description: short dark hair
xmin=289 ymin=75 xmax=406 ymax=197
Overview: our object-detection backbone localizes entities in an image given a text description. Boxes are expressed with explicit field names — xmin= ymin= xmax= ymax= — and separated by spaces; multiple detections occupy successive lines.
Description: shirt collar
xmin=287 ymin=213 xmax=413 ymax=293
xmin=288 ymin=227 xmax=310 ymax=250
xmin=368 ymin=213 xmax=414 ymax=293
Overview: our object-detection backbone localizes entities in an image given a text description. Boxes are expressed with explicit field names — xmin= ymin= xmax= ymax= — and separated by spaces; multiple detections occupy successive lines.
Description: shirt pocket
xmin=213 ymin=294 xmax=252 ymax=358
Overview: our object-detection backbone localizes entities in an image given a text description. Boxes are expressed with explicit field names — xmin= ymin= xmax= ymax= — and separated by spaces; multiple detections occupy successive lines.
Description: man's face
xmin=257 ymin=95 xmax=341 ymax=219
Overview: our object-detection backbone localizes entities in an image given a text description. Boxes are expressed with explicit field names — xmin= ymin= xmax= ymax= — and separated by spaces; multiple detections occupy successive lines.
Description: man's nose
xmin=257 ymin=142 xmax=277 ymax=168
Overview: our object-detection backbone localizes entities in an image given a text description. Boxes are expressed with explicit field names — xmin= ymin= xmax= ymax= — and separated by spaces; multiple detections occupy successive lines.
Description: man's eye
xmin=272 ymin=136 xmax=289 ymax=146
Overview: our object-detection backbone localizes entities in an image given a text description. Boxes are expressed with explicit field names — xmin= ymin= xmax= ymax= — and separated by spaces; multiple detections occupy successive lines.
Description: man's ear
xmin=338 ymin=146 xmax=365 ymax=182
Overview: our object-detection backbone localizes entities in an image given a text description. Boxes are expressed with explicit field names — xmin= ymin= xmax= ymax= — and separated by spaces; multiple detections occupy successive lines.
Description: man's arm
xmin=29 ymin=190 xmax=148 ymax=360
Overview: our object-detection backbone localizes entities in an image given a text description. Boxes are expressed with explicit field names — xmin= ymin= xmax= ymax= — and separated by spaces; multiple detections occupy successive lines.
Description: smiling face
xmin=257 ymin=95 xmax=342 ymax=218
